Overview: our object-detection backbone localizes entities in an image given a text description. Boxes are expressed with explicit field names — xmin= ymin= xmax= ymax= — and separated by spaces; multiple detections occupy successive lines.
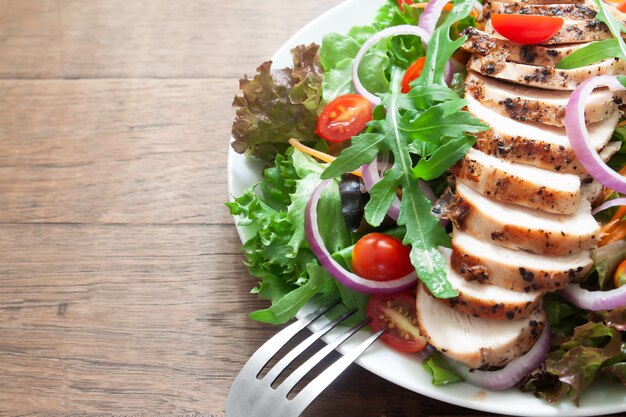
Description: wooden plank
xmin=0 ymin=79 xmax=247 ymax=224
xmin=0 ymin=223 xmax=273 ymax=415
xmin=0 ymin=0 xmax=343 ymax=79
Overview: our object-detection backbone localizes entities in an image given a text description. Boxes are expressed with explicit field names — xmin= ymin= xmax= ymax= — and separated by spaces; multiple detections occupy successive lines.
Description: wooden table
xmin=0 ymin=1 xmax=614 ymax=416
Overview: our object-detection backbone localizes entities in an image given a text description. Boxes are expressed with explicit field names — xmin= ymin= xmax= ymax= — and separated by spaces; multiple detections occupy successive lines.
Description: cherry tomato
xmin=397 ymin=0 xmax=413 ymax=12
xmin=351 ymin=233 xmax=414 ymax=281
xmin=316 ymin=94 xmax=373 ymax=143
xmin=401 ymin=56 xmax=427 ymax=94
xmin=491 ymin=14 xmax=564 ymax=45
xmin=619 ymin=0 xmax=626 ymax=12
xmin=614 ymin=259 xmax=626 ymax=288
xmin=366 ymin=291 xmax=427 ymax=352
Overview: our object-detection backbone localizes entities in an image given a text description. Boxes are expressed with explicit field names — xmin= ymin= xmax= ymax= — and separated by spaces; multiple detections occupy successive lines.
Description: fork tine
xmin=243 ymin=300 xmax=340 ymax=376
xmin=263 ymin=307 xmax=358 ymax=385
xmin=276 ymin=317 xmax=372 ymax=395
xmin=290 ymin=328 xmax=385 ymax=416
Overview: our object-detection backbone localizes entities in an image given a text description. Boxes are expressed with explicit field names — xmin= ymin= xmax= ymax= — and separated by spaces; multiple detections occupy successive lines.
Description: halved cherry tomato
xmin=351 ymin=233 xmax=414 ymax=281
xmin=366 ymin=291 xmax=427 ymax=352
xmin=491 ymin=14 xmax=564 ymax=45
xmin=397 ymin=0 xmax=413 ymax=12
xmin=401 ymin=56 xmax=427 ymax=94
xmin=316 ymin=94 xmax=373 ymax=143
xmin=614 ymin=259 xmax=626 ymax=288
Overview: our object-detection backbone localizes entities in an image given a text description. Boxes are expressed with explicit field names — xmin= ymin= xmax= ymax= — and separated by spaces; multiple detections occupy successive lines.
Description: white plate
xmin=226 ymin=1 xmax=626 ymax=415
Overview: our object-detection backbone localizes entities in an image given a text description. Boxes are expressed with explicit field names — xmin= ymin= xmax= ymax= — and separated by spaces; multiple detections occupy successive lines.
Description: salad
xmin=227 ymin=0 xmax=626 ymax=405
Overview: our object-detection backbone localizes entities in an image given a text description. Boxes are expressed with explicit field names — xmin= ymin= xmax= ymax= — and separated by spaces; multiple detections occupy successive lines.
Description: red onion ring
xmin=305 ymin=179 xmax=418 ymax=294
xmin=565 ymin=76 xmax=626 ymax=193
xmin=591 ymin=197 xmax=626 ymax=215
xmin=352 ymin=25 xmax=432 ymax=106
xmin=446 ymin=324 xmax=551 ymax=391
xmin=560 ymin=283 xmax=626 ymax=311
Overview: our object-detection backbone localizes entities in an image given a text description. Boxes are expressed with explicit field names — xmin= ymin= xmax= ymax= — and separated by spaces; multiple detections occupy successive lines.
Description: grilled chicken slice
xmin=581 ymin=180 xmax=605 ymax=204
xmin=465 ymin=71 xmax=618 ymax=127
xmin=436 ymin=248 xmax=542 ymax=319
xmin=433 ymin=183 xmax=600 ymax=256
xmin=468 ymin=55 xmax=625 ymax=90
xmin=451 ymin=228 xmax=592 ymax=292
xmin=485 ymin=18 xmax=615 ymax=45
xmin=489 ymin=1 xmax=597 ymax=20
xmin=496 ymin=0 xmax=586 ymax=4
xmin=462 ymin=27 xmax=588 ymax=67
xmin=416 ymin=283 xmax=546 ymax=368
xmin=452 ymin=148 xmax=581 ymax=214
xmin=467 ymin=95 xmax=618 ymax=175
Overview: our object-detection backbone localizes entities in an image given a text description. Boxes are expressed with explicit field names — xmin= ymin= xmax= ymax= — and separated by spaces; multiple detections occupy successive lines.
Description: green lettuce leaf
xmin=231 ymin=44 xmax=323 ymax=160
xmin=227 ymin=149 xmax=359 ymax=324
xmin=423 ymin=352 xmax=464 ymax=385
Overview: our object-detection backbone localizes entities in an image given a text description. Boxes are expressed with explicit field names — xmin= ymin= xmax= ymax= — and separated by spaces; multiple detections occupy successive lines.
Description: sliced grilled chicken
xmin=468 ymin=55 xmax=625 ymax=90
xmin=581 ymin=180 xmax=605 ymax=204
xmin=432 ymin=183 xmax=600 ymax=256
xmin=451 ymin=228 xmax=592 ymax=292
xmin=485 ymin=18 xmax=614 ymax=45
xmin=452 ymin=148 xmax=581 ymax=214
xmin=436 ymin=248 xmax=542 ymax=319
xmin=417 ymin=283 xmax=546 ymax=368
xmin=465 ymin=71 xmax=617 ymax=127
xmin=467 ymin=94 xmax=619 ymax=175
xmin=489 ymin=1 xmax=597 ymax=19
xmin=496 ymin=0 xmax=586 ymax=4
xmin=462 ymin=27 xmax=588 ymax=67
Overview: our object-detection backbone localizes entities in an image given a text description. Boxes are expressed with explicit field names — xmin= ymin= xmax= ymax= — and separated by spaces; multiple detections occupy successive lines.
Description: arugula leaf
xmin=556 ymin=0 xmax=626 ymax=69
xmin=231 ymin=44 xmax=323 ymax=160
xmin=321 ymin=0 xmax=485 ymax=299
xmin=413 ymin=0 xmax=475 ymax=88
xmin=556 ymin=39 xmax=623 ymax=70
xmin=323 ymin=68 xmax=458 ymax=298
xmin=413 ymin=135 xmax=476 ymax=180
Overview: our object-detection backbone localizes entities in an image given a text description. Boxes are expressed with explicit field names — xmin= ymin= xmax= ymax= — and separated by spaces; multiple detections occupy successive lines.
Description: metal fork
xmin=225 ymin=301 xmax=384 ymax=417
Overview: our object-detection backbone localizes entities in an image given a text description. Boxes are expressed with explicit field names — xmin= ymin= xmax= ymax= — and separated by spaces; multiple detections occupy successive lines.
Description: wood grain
xmin=0 ymin=0 xmax=343 ymax=79
xmin=0 ymin=79 xmax=235 ymax=224
xmin=1 ymin=0 xmax=620 ymax=416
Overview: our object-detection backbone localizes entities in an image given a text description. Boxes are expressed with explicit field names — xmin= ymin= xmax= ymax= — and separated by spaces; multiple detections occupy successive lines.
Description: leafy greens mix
xmin=228 ymin=0 xmax=626 ymax=404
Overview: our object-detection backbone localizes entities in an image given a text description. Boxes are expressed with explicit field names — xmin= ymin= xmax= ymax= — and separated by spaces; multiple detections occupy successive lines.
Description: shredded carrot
xmin=601 ymin=222 xmax=626 ymax=246
xmin=618 ymin=120 xmax=626 ymax=128
xmin=409 ymin=2 xmax=479 ymax=18
xmin=601 ymin=218 xmax=621 ymax=235
xmin=611 ymin=204 xmax=626 ymax=223
xmin=288 ymin=138 xmax=362 ymax=177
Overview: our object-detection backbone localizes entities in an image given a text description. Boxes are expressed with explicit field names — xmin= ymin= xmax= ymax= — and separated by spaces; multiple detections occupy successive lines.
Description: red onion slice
xmin=566 ymin=76 xmax=626 ymax=193
xmin=446 ymin=324 xmax=551 ymax=391
xmin=305 ymin=179 xmax=418 ymax=294
xmin=352 ymin=25 xmax=432 ymax=106
xmin=418 ymin=0 xmax=450 ymax=35
xmin=560 ymin=283 xmax=626 ymax=311
xmin=591 ymin=197 xmax=626 ymax=215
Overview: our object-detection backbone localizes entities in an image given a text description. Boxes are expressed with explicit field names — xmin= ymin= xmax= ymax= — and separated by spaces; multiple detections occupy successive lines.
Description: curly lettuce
xmin=231 ymin=44 xmax=323 ymax=160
